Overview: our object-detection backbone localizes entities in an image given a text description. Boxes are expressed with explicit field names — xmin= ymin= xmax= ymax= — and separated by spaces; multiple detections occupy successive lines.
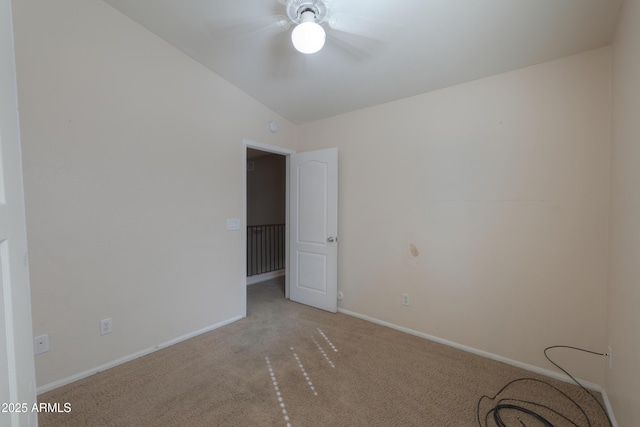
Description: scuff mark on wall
xmin=409 ymin=243 xmax=420 ymax=258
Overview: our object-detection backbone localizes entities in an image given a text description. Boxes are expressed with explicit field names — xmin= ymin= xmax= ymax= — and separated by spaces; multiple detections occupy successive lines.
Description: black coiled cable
xmin=476 ymin=346 xmax=613 ymax=427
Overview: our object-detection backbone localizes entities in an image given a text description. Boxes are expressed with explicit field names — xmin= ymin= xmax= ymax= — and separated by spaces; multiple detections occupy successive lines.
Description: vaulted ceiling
xmin=103 ymin=0 xmax=623 ymax=124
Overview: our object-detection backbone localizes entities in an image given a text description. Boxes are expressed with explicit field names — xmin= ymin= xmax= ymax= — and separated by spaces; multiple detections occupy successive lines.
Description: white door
xmin=1 ymin=0 xmax=39 ymax=425
xmin=289 ymin=148 xmax=338 ymax=313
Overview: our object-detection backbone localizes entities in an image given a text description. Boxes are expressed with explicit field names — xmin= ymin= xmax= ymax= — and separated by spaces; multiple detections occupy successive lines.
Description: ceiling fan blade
xmin=327 ymin=13 xmax=399 ymax=41
xmin=325 ymin=29 xmax=385 ymax=61
xmin=265 ymin=31 xmax=309 ymax=78
xmin=208 ymin=15 xmax=290 ymax=43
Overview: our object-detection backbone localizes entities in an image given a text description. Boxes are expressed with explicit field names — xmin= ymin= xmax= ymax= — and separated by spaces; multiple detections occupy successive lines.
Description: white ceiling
xmin=103 ymin=0 xmax=622 ymax=125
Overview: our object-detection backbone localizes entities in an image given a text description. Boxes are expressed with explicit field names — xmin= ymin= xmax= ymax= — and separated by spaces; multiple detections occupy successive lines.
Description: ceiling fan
xmin=273 ymin=0 xmax=392 ymax=56
xmin=208 ymin=0 xmax=395 ymax=65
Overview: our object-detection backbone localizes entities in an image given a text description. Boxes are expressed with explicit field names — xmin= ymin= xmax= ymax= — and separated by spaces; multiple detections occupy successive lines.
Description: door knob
xmin=327 ymin=237 xmax=336 ymax=242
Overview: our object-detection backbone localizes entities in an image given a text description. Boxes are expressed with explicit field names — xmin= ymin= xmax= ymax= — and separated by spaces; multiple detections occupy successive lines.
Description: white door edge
xmin=1 ymin=0 xmax=39 ymax=424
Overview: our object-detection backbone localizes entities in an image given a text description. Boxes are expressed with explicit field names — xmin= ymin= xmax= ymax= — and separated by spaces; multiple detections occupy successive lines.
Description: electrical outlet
xmin=33 ymin=334 xmax=49 ymax=355
xmin=100 ymin=318 xmax=112 ymax=335
xmin=402 ymin=293 xmax=410 ymax=306
xmin=608 ymin=346 xmax=613 ymax=369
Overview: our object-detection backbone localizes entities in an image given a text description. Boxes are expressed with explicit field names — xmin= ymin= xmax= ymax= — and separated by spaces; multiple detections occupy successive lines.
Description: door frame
xmin=241 ymin=139 xmax=295 ymax=317
xmin=1 ymin=0 xmax=39 ymax=423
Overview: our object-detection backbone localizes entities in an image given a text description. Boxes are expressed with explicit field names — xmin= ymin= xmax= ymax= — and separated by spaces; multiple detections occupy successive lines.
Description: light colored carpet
xmin=38 ymin=277 xmax=610 ymax=426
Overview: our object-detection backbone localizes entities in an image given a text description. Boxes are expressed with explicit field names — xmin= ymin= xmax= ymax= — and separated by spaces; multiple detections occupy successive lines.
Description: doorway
xmin=242 ymin=140 xmax=294 ymax=316
xmin=246 ymin=148 xmax=287 ymax=284
xmin=242 ymin=140 xmax=339 ymax=316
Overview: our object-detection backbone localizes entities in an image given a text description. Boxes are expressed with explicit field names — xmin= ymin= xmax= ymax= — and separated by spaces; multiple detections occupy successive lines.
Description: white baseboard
xmin=36 ymin=314 xmax=244 ymax=395
xmin=600 ymin=388 xmax=620 ymax=427
xmin=247 ymin=270 xmax=285 ymax=285
xmin=338 ymin=308 xmax=617 ymax=424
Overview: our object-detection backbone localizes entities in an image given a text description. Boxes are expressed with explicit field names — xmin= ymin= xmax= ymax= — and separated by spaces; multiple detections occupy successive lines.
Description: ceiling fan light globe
xmin=291 ymin=22 xmax=326 ymax=54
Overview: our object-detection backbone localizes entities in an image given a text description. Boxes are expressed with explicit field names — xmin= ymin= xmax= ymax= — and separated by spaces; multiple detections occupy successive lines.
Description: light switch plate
xmin=226 ymin=218 xmax=240 ymax=230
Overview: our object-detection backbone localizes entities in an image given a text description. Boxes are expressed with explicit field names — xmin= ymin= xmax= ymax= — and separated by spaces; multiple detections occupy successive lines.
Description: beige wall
xmin=13 ymin=0 xmax=622 ymax=401
xmin=13 ymin=0 xmax=297 ymax=387
xmin=247 ymin=154 xmax=286 ymax=226
xmin=299 ymin=48 xmax=612 ymax=385
xmin=608 ymin=0 xmax=640 ymax=424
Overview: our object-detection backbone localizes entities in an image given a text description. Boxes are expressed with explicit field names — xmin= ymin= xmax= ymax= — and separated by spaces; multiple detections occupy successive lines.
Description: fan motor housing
xmin=284 ymin=0 xmax=329 ymax=24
